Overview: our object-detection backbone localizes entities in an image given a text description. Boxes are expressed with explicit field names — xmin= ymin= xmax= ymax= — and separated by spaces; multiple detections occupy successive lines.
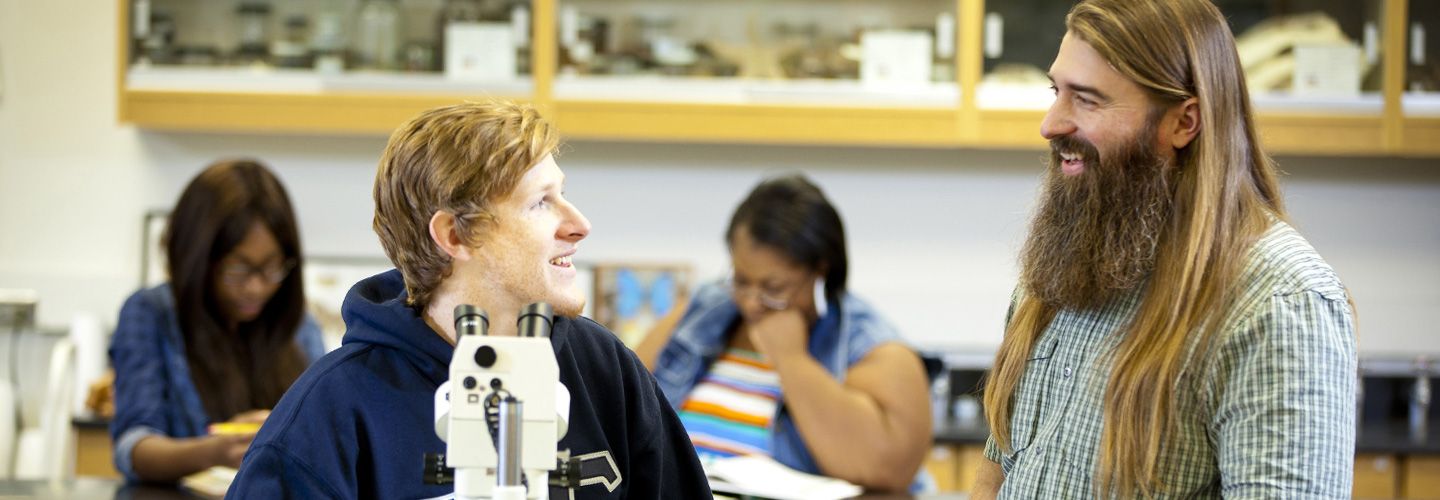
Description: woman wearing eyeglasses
xmin=108 ymin=159 xmax=325 ymax=483
xmin=634 ymin=174 xmax=933 ymax=493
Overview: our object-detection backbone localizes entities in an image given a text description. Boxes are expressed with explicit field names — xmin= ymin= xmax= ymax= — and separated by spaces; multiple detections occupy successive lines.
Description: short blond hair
xmin=372 ymin=100 xmax=560 ymax=310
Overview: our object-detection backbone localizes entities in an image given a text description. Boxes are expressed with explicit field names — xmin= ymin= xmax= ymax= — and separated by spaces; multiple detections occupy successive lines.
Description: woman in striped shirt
xmin=635 ymin=174 xmax=934 ymax=493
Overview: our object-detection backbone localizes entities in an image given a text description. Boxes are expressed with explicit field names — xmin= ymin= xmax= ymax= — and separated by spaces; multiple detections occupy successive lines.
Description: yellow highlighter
xmin=208 ymin=422 xmax=262 ymax=435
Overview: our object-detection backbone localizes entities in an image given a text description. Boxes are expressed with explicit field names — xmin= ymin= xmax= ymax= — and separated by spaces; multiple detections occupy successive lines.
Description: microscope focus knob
xmin=475 ymin=345 xmax=497 ymax=368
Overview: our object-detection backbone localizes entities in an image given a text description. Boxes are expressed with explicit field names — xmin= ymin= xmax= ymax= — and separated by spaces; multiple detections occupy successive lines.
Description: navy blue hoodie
xmin=227 ymin=270 xmax=711 ymax=499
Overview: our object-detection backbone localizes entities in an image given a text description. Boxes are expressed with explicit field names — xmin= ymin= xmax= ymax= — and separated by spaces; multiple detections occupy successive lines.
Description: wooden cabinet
xmin=1401 ymin=455 xmax=1440 ymax=500
xmin=1356 ymin=453 xmax=1400 ymax=499
xmin=74 ymin=424 xmax=120 ymax=479
xmin=1402 ymin=0 xmax=1440 ymax=155
xmin=117 ymin=0 xmax=1440 ymax=155
xmin=924 ymin=443 xmax=986 ymax=493
xmin=925 ymin=444 xmax=960 ymax=491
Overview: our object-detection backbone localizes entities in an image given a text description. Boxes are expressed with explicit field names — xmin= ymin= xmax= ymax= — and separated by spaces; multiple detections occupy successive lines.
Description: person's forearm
xmin=634 ymin=303 xmax=687 ymax=371
xmin=130 ymin=435 xmax=223 ymax=483
xmin=771 ymin=352 xmax=926 ymax=491
xmin=971 ymin=458 xmax=1005 ymax=500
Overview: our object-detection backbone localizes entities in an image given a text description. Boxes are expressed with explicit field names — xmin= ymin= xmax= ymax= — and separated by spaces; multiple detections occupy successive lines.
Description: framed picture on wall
xmin=589 ymin=263 xmax=692 ymax=348
xmin=303 ymin=256 xmax=395 ymax=351
xmin=140 ymin=210 xmax=169 ymax=288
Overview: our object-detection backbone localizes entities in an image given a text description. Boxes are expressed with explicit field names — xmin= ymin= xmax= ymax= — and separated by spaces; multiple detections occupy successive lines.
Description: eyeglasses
xmin=724 ymin=272 xmax=803 ymax=311
xmin=219 ymin=258 xmax=296 ymax=287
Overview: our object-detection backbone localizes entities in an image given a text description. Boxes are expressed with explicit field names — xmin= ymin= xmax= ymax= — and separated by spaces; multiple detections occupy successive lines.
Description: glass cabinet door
xmin=976 ymin=0 xmax=1387 ymax=114
xmin=975 ymin=0 xmax=1068 ymax=110
xmin=125 ymin=0 xmax=534 ymax=95
xmin=552 ymin=0 xmax=959 ymax=107
xmin=1405 ymin=0 xmax=1440 ymax=116
xmin=1218 ymin=0 xmax=1385 ymax=113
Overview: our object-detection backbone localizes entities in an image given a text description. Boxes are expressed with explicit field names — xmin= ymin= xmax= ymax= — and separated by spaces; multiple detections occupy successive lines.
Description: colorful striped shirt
xmin=678 ymin=348 xmax=782 ymax=459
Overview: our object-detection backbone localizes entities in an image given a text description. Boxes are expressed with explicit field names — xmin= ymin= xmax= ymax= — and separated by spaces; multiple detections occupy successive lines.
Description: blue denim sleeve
xmin=108 ymin=290 xmax=174 ymax=482
xmin=296 ymin=313 xmax=327 ymax=365
xmin=841 ymin=300 xmax=908 ymax=368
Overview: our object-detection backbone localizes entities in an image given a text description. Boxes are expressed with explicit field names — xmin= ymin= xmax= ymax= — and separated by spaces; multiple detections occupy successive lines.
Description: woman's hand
xmin=208 ymin=432 xmax=258 ymax=469
xmin=133 ymin=427 xmax=260 ymax=481
xmin=83 ymin=369 xmax=116 ymax=418
xmin=209 ymin=409 xmax=270 ymax=469
xmin=745 ymin=309 xmax=810 ymax=364
xmin=228 ymin=409 xmax=271 ymax=425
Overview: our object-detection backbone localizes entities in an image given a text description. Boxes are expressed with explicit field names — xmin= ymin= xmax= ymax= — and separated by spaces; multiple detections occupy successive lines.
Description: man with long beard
xmin=973 ymin=1 xmax=1357 ymax=499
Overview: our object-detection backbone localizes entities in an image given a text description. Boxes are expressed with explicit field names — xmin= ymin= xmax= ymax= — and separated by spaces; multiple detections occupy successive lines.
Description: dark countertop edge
xmin=933 ymin=419 xmax=1440 ymax=454
xmin=1353 ymin=422 xmax=1440 ymax=454
xmin=932 ymin=419 xmax=991 ymax=446
xmin=73 ymin=416 xmax=110 ymax=430
xmin=80 ymin=415 xmax=1440 ymax=454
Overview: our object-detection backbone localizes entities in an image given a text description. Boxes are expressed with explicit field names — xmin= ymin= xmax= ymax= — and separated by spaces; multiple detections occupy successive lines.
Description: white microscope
xmin=426 ymin=303 xmax=583 ymax=500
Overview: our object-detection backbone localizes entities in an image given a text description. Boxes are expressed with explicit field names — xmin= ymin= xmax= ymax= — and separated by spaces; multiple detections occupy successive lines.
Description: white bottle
xmin=355 ymin=0 xmax=402 ymax=70
xmin=313 ymin=0 xmax=350 ymax=73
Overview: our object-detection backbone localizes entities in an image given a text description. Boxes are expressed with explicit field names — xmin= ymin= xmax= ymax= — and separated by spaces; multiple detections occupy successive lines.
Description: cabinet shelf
xmin=1251 ymin=93 xmax=1386 ymax=115
xmin=972 ymin=86 xmax=1389 ymax=115
xmin=120 ymin=91 xmax=517 ymax=134
xmin=113 ymin=0 xmax=1440 ymax=156
xmin=553 ymin=75 xmax=959 ymax=108
xmin=128 ymin=66 xmax=534 ymax=96
xmin=1402 ymin=117 xmax=1440 ymax=155
xmin=967 ymin=109 xmax=1391 ymax=156
xmin=975 ymin=83 xmax=1052 ymax=111
xmin=554 ymin=101 xmax=961 ymax=146
xmin=1403 ymin=93 xmax=1440 ymax=117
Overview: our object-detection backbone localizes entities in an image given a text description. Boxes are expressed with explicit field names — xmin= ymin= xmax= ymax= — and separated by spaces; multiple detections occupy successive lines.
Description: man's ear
xmin=1168 ymin=97 xmax=1201 ymax=150
xmin=429 ymin=211 xmax=474 ymax=261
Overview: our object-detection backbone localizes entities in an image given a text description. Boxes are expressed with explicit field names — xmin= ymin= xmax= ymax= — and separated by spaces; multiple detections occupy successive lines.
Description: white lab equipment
xmin=429 ymin=303 xmax=581 ymax=500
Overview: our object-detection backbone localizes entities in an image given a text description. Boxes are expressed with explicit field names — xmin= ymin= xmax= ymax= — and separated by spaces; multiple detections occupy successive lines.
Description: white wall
xmin=3 ymin=0 xmax=1438 ymax=356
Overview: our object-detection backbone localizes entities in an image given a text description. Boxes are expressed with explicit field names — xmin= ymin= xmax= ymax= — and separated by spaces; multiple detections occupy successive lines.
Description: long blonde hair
xmin=983 ymin=0 xmax=1285 ymax=497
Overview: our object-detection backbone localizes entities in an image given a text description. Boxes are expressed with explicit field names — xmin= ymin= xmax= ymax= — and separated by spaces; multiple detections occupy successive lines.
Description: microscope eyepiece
xmin=516 ymin=302 xmax=554 ymax=338
xmin=454 ymin=304 xmax=489 ymax=336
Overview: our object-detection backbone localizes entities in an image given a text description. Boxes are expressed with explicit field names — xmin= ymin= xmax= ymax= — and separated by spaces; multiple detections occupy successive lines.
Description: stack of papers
xmin=705 ymin=455 xmax=862 ymax=500
xmin=180 ymin=466 xmax=238 ymax=499
xmin=179 ymin=456 xmax=864 ymax=499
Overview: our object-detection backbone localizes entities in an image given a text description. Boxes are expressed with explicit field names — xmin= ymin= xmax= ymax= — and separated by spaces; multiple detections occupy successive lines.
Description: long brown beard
xmin=1019 ymin=126 xmax=1175 ymax=310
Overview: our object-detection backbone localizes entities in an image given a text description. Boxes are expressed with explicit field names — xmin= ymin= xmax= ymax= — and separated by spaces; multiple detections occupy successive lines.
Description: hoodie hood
xmin=339 ymin=269 xmax=455 ymax=383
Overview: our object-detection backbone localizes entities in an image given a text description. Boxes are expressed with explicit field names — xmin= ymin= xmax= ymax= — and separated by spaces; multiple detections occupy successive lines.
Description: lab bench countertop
xmin=0 ymin=478 xmax=967 ymax=500
xmin=931 ymin=416 xmax=1440 ymax=455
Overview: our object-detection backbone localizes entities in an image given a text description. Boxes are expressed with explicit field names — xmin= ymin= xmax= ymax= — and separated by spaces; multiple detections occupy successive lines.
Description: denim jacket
xmin=653 ymin=282 xmax=931 ymax=491
xmin=108 ymin=284 xmax=325 ymax=482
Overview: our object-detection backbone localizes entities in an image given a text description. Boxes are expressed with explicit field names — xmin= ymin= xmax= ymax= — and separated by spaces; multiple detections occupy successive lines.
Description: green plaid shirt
xmin=984 ymin=222 xmax=1357 ymax=499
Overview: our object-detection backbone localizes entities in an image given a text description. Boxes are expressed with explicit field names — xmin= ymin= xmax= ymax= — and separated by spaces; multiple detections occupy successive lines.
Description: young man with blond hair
xmin=228 ymin=100 xmax=711 ymax=499
xmin=974 ymin=0 xmax=1357 ymax=498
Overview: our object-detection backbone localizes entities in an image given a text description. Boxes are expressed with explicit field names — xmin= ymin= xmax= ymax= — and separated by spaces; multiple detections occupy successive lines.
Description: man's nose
xmin=1040 ymin=99 xmax=1075 ymax=140
xmin=560 ymin=200 xmax=591 ymax=241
